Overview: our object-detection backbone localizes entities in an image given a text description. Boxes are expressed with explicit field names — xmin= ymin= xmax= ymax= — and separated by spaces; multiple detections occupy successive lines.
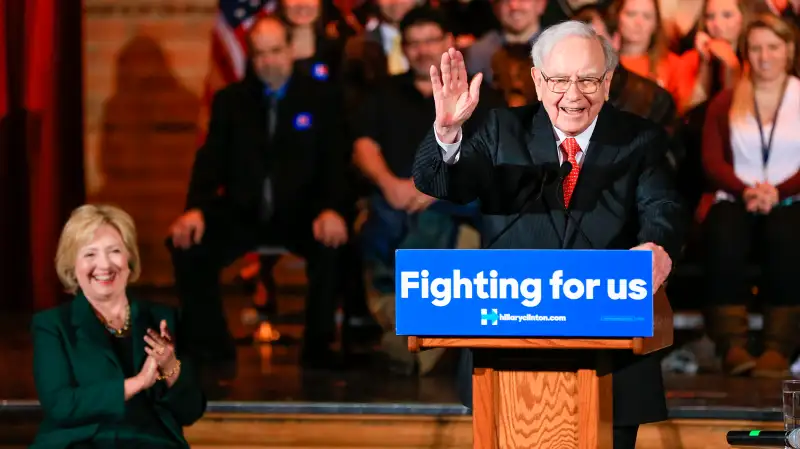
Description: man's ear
xmin=603 ymin=72 xmax=613 ymax=101
xmin=531 ymin=67 xmax=540 ymax=84
xmin=531 ymin=67 xmax=543 ymax=101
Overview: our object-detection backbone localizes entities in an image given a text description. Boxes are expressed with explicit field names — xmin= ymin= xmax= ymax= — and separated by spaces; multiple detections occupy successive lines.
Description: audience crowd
xmin=164 ymin=0 xmax=800 ymax=381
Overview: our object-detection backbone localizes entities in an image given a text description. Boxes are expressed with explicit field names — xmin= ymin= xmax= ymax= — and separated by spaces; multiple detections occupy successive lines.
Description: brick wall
xmin=84 ymin=0 xmax=216 ymax=286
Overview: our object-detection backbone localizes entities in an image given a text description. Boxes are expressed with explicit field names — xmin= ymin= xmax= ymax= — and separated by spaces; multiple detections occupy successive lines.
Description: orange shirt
xmin=620 ymin=52 xmax=693 ymax=112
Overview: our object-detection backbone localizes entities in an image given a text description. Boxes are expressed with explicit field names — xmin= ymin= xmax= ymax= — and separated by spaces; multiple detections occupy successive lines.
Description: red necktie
xmin=561 ymin=137 xmax=581 ymax=208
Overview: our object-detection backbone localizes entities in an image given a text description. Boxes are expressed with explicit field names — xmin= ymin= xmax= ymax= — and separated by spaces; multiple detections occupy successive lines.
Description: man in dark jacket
xmin=167 ymin=16 xmax=351 ymax=372
xmin=414 ymin=22 xmax=685 ymax=448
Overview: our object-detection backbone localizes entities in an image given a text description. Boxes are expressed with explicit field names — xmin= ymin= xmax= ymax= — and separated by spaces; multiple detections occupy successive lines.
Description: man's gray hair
xmin=531 ymin=21 xmax=619 ymax=73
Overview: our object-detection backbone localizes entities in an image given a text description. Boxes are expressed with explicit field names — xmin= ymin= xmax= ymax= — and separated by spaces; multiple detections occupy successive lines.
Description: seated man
xmin=352 ymin=6 xmax=505 ymax=375
xmin=167 ymin=15 xmax=351 ymax=374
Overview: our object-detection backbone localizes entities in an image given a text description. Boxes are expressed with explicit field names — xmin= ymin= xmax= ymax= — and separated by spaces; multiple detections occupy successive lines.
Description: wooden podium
xmin=408 ymin=288 xmax=673 ymax=449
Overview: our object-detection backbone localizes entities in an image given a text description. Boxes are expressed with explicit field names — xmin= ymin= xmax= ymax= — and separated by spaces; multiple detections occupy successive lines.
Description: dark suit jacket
xmin=412 ymin=103 xmax=686 ymax=426
xmin=609 ymin=65 xmax=676 ymax=130
xmin=30 ymin=293 xmax=206 ymax=449
xmin=186 ymin=71 xmax=350 ymax=225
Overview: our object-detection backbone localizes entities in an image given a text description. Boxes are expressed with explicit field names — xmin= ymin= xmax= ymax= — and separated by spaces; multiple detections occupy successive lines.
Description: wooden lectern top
xmin=407 ymin=288 xmax=672 ymax=356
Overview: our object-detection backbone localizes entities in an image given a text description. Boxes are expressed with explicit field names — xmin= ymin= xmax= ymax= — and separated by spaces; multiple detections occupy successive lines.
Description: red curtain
xmin=0 ymin=3 xmax=6 ymax=122
xmin=0 ymin=0 xmax=85 ymax=311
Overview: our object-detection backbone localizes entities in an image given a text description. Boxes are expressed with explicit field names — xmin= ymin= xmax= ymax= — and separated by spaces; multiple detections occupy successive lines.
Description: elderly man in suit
xmin=412 ymin=21 xmax=685 ymax=449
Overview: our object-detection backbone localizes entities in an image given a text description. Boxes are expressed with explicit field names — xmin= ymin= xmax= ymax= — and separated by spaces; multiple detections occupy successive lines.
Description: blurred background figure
xmin=167 ymin=16 xmax=352 ymax=378
xmin=436 ymin=0 xmax=500 ymax=48
xmin=466 ymin=0 xmax=547 ymax=83
xmin=490 ymin=42 xmax=539 ymax=106
xmin=606 ymin=0 xmax=689 ymax=107
xmin=279 ymin=0 xmax=346 ymax=80
xmin=352 ymin=6 xmax=505 ymax=375
xmin=700 ymin=14 xmax=800 ymax=378
xmin=679 ymin=0 xmax=746 ymax=113
xmin=341 ymin=0 xmax=420 ymax=115
xmin=573 ymin=4 xmax=677 ymax=126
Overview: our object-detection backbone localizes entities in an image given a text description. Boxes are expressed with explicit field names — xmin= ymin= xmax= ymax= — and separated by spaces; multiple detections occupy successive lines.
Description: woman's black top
xmin=88 ymin=333 xmax=180 ymax=448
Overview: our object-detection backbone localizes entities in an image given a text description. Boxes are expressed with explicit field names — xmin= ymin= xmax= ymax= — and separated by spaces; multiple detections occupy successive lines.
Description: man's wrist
xmin=434 ymin=123 xmax=460 ymax=144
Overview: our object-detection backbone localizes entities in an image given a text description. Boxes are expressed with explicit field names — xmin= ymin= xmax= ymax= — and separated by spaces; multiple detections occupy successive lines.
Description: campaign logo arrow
xmin=481 ymin=308 xmax=499 ymax=325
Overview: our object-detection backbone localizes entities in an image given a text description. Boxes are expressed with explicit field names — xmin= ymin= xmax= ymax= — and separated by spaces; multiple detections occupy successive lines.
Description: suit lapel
xmin=564 ymin=106 xmax=621 ymax=247
xmin=70 ymin=293 xmax=153 ymax=376
xmin=71 ymin=293 xmax=121 ymax=372
xmin=528 ymin=107 xmax=566 ymax=242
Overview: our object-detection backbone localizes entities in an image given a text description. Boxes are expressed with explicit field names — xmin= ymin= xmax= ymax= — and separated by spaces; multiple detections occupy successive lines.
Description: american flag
xmin=198 ymin=0 xmax=277 ymax=139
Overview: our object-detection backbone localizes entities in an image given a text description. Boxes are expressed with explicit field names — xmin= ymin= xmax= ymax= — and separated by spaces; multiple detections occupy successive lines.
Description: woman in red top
xmin=679 ymin=0 xmax=747 ymax=113
xmin=700 ymin=14 xmax=800 ymax=378
xmin=606 ymin=0 xmax=690 ymax=107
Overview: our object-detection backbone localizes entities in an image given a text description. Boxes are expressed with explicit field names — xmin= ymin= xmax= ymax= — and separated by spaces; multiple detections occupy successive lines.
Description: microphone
xmin=726 ymin=429 xmax=800 ymax=447
xmin=482 ymin=166 xmax=560 ymax=249
xmin=558 ymin=161 xmax=595 ymax=249
xmin=555 ymin=161 xmax=573 ymax=185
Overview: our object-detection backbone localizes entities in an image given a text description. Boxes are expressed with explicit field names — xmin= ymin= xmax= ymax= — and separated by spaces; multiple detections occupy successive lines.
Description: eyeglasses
xmin=540 ymin=71 xmax=607 ymax=94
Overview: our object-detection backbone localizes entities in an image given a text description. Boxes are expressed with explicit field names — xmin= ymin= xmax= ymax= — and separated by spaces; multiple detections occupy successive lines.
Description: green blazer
xmin=30 ymin=292 xmax=206 ymax=449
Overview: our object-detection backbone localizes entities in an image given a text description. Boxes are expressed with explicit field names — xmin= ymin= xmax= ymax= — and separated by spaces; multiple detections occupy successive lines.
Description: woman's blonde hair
xmin=55 ymin=204 xmax=141 ymax=294
xmin=731 ymin=14 xmax=797 ymax=121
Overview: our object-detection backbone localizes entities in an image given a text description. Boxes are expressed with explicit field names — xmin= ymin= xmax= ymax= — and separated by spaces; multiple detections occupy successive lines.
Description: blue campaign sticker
xmin=294 ymin=113 xmax=312 ymax=130
xmin=312 ymin=63 xmax=329 ymax=81
xmin=395 ymin=249 xmax=654 ymax=338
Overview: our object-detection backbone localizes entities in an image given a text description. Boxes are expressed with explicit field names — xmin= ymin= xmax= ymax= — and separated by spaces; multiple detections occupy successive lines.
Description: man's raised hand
xmin=431 ymin=48 xmax=482 ymax=143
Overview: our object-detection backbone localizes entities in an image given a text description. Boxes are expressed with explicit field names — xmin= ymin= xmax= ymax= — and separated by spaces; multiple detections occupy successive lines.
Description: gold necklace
xmin=98 ymin=303 xmax=131 ymax=337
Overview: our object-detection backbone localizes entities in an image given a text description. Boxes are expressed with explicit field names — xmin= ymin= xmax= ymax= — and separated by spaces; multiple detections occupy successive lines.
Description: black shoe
xmin=344 ymin=314 xmax=382 ymax=340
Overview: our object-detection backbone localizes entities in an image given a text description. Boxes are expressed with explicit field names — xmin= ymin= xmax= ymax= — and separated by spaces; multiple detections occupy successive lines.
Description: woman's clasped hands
xmin=136 ymin=355 xmax=160 ymax=391
xmin=128 ymin=319 xmax=181 ymax=398
xmin=744 ymin=182 xmax=780 ymax=214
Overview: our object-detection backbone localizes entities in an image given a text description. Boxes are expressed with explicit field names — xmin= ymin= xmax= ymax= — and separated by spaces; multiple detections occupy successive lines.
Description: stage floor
xmin=0 ymin=280 xmax=787 ymax=423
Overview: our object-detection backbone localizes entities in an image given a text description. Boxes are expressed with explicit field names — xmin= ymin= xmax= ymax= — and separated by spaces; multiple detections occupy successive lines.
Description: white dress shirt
xmin=434 ymin=116 xmax=599 ymax=165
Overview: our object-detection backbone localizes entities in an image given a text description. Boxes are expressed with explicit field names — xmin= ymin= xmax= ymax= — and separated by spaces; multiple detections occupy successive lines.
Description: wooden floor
xmin=185 ymin=416 xmax=786 ymax=448
xmin=0 ymin=255 xmax=790 ymax=448
xmin=0 ymin=409 xmax=785 ymax=449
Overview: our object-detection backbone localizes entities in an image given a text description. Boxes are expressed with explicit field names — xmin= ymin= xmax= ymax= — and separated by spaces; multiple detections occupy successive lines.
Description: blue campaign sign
xmin=395 ymin=249 xmax=653 ymax=338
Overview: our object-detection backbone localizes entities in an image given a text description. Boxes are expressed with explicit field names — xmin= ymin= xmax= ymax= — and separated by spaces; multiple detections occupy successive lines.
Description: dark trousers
xmin=457 ymin=349 xmax=641 ymax=449
xmin=167 ymin=211 xmax=342 ymax=360
xmin=257 ymin=222 xmax=369 ymax=320
xmin=339 ymin=226 xmax=370 ymax=318
xmin=703 ymin=201 xmax=800 ymax=306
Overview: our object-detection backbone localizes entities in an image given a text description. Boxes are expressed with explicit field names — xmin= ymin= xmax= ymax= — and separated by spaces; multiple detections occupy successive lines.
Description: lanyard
xmin=753 ymin=80 xmax=788 ymax=169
